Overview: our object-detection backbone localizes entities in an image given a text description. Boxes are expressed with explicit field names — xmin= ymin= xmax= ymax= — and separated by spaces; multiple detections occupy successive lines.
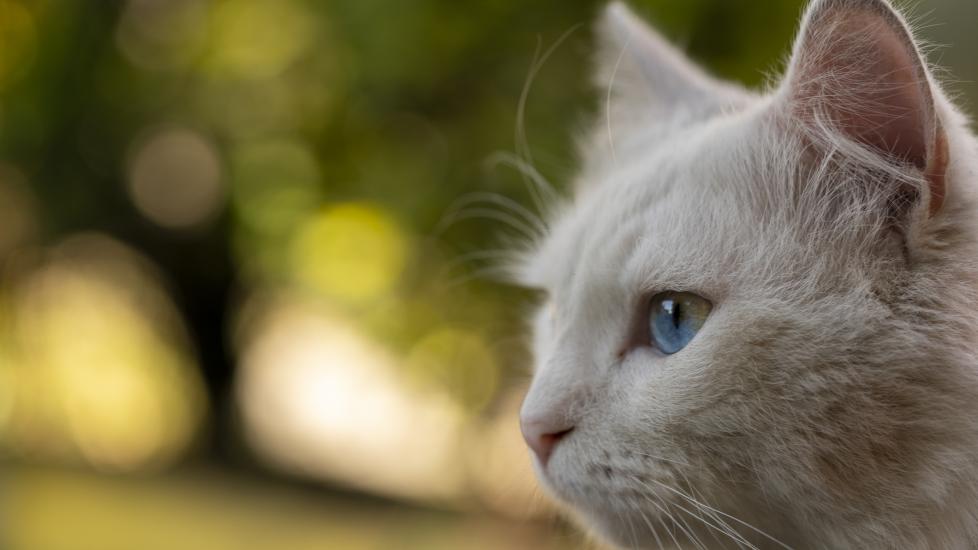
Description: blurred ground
xmin=2 ymin=465 xmax=593 ymax=550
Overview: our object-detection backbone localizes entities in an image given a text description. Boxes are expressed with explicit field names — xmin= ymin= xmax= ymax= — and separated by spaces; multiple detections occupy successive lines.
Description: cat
xmin=516 ymin=0 xmax=978 ymax=548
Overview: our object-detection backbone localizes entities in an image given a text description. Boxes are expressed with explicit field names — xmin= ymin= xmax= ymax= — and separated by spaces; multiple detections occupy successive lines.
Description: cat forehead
xmin=525 ymin=107 xmax=773 ymax=294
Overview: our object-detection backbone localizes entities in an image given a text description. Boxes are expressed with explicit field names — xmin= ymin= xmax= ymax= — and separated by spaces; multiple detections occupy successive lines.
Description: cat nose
xmin=520 ymin=416 xmax=574 ymax=467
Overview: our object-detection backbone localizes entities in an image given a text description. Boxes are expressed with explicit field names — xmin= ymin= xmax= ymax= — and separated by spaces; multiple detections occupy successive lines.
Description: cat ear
xmin=782 ymin=0 xmax=948 ymax=216
xmin=595 ymin=2 xmax=746 ymax=119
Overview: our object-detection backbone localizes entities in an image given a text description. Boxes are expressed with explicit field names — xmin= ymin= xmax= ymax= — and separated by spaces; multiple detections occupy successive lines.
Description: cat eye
xmin=648 ymin=292 xmax=711 ymax=355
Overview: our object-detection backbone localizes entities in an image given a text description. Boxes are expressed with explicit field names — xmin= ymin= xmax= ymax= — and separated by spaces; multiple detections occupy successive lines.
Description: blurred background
xmin=0 ymin=0 xmax=975 ymax=548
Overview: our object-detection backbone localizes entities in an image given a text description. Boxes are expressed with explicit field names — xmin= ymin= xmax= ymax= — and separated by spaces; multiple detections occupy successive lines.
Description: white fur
xmin=518 ymin=1 xmax=978 ymax=548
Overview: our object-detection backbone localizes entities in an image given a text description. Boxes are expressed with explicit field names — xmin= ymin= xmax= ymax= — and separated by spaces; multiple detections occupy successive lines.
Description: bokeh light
xmin=0 ymin=233 xmax=207 ymax=471
xmin=126 ymin=127 xmax=225 ymax=230
xmin=236 ymin=296 xmax=467 ymax=501
xmin=230 ymin=138 xmax=322 ymax=237
xmin=0 ymin=300 xmax=15 ymax=438
xmin=115 ymin=0 xmax=210 ymax=73
xmin=207 ymin=0 xmax=314 ymax=80
xmin=229 ymin=138 xmax=323 ymax=278
xmin=289 ymin=203 xmax=409 ymax=305
xmin=0 ymin=0 xmax=36 ymax=90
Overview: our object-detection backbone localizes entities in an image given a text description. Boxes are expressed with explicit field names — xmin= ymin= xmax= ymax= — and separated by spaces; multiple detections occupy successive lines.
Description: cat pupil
xmin=669 ymin=300 xmax=681 ymax=327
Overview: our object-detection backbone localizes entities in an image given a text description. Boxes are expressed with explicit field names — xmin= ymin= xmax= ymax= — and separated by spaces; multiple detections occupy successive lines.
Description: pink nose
xmin=520 ymin=417 xmax=574 ymax=467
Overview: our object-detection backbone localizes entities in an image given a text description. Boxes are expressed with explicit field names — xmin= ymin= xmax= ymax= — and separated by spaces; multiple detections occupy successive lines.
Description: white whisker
xmin=435 ymin=207 xmax=542 ymax=241
xmin=644 ymin=477 xmax=792 ymax=549
xmin=515 ymin=26 xmax=580 ymax=213
xmin=485 ymin=151 xmax=561 ymax=212
xmin=446 ymin=191 xmax=549 ymax=236
xmin=634 ymin=477 xmax=753 ymax=550
xmin=630 ymin=499 xmax=665 ymax=550
xmin=605 ymin=37 xmax=631 ymax=167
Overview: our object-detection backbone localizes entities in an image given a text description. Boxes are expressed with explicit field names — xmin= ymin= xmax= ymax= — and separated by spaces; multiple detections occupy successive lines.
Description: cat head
xmin=518 ymin=0 xmax=978 ymax=547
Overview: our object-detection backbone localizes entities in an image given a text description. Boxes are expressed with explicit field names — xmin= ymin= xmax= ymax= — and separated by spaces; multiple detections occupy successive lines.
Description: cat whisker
xmin=629 ymin=497 xmax=666 ymax=550
xmin=677 ymin=498 xmax=754 ymax=550
xmin=673 ymin=482 xmax=744 ymax=550
xmin=635 ymin=484 xmax=710 ymax=550
xmin=605 ymin=38 xmax=631 ymax=167
xmin=632 ymin=450 xmax=692 ymax=468
xmin=617 ymin=498 xmax=642 ymax=550
xmin=679 ymin=486 xmax=760 ymax=550
xmin=643 ymin=477 xmax=792 ymax=549
xmin=484 ymin=151 xmax=562 ymax=213
xmin=661 ymin=470 xmax=736 ymax=549
xmin=515 ymin=27 xmax=579 ymax=213
xmin=434 ymin=206 xmax=543 ymax=241
xmin=630 ymin=489 xmax=705 ymax=550
xmin=441 ymin=249 xmax=524 ymax=275
xmin=442 ymin=264 xmax=513 ymax=289
xmin=674 ymin=499 xmax=750 ymax=550
xmin=642 ymin=495 xmax=683 ymax=550
xmin=682 ymin=481 xmax=749 ymax=550
xmin=671 ymin=503 xmax=710 ymax=550
xmin=634 ymin=478 xmax=753 ymax=550
xmin=444 ymin=191 xmax=550 ymax=236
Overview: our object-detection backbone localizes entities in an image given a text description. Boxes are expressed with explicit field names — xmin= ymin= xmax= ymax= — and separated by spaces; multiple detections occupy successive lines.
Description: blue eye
xmin=649 ymin=292 xmax=712 ymax=355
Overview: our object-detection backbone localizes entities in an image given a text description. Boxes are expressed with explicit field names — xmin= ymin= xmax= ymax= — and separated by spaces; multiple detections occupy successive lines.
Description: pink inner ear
xmin=788 ymin=4 xmax=948 ymax=215
xmin=842 ymin=16 xmax=928 ymax=168
xmin=794 ymin=11 xmax=930 ymax=168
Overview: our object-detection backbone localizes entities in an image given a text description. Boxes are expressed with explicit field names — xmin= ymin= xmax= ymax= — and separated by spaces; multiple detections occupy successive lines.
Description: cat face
xmin=519 ymin=1 xmax=978 ymax=548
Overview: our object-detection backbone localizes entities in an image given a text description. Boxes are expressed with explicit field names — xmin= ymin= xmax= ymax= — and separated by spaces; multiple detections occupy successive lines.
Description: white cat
xmin=517 ymin=0 xmax=978 ymax=548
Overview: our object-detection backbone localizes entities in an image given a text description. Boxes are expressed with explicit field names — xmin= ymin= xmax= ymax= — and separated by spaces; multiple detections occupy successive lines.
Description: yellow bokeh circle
xmin=290 ymin=203 xmax=408 ymax=304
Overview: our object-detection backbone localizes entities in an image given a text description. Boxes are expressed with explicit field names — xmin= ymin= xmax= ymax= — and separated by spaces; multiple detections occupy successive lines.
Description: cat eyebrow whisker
xmin=442 ymin=264 xmax=514 ymax=289
xmin=605 ymin=38 xmax=632 ymax=167
xmin=484 ymin=151 xmax=562 ymax=215
xmin=435 ymin=205 xmax=543 ymax=242
xmin=444 ymin=191 xmax=550 ymax=236
xmin=442 ymin=248 xmax=525 ymax=271
xmin=515 ymin=27 xmax=579 ymax=214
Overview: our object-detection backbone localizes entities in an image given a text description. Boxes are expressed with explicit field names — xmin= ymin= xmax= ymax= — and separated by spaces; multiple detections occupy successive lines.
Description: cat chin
xmin=535 ymin=453 xmax=674 ymax=544
xmin=543 ymin=461 xmax=752 ymax=549
xmin=537 ymin=471 xmax=689 ymax=549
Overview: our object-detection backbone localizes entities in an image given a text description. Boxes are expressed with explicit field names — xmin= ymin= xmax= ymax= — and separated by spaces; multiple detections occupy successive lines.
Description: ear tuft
xmin=783 ymin=0 xmax=948 ymax=216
